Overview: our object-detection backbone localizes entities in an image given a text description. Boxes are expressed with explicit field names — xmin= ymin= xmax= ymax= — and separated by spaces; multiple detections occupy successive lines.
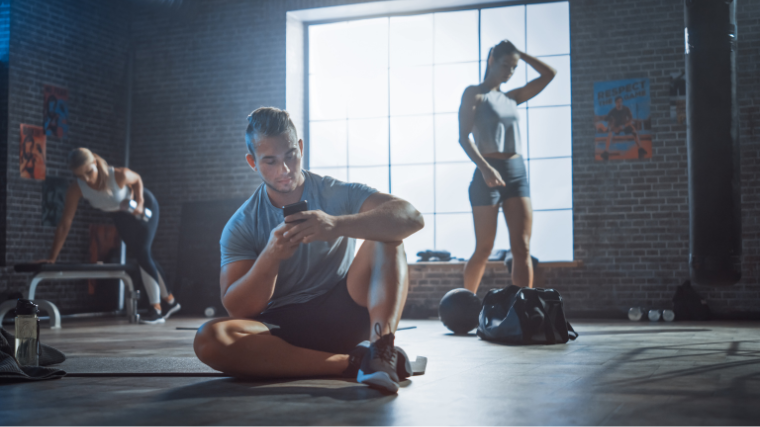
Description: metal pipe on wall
xmin=685 ymin=0 xmax=742 ymax=286
xmin=119 ymin=46 xmax=135 ymax=310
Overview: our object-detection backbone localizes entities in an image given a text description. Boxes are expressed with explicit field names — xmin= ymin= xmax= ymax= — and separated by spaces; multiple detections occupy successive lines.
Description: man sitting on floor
xmin=194 ymin=107 xmax=424 ymax=393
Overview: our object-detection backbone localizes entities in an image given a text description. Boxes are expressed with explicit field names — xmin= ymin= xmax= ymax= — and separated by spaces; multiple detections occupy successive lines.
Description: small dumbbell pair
xmin=628 ymin=307 xmax=675 ymax=322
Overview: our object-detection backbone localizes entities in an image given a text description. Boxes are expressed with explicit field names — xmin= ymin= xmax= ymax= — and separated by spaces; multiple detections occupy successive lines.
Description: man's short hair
xmin=245 ymin=107 xmax=298 ymax=158
xmin=615 ymin=96 xmax=623 ymax=102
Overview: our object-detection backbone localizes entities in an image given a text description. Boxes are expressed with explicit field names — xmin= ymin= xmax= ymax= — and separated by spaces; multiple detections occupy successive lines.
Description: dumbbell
xmin=628 ymin=307 xmax=675 ymax=322
xmin=120 ymin=200 xmax=152 ymax=222
xmin=648 ymin=309 xmax=675 ymax=322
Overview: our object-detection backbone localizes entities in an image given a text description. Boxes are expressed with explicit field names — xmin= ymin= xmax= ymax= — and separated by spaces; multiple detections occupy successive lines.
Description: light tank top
xmin=77 ymin=166 xmax=131 ymax=212
xmin=472 ymin=91 xmax=522 ymax=156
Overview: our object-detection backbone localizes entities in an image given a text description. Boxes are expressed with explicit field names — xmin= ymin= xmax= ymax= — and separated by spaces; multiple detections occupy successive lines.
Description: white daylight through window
xmin=307 ymin=1 xmax=572 ymax=263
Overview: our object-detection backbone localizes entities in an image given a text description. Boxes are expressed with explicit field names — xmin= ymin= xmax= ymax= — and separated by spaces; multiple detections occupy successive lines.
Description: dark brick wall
xmin=129 ymin=0 xmax=760 ymax=318
xmin=3 ymin=0 xmax=758 ymax=318
xmin=556 ymin=0 xmax=760 ymax=317
xmin=409 ymin=0 xmax=759 ymax=319
xmin=0 ymin=1 xmax=9 ymax=267
xmin=0 ymin=0 xmax=130 ymax=313
xmin=128 ymin=0 xmax=376 ymax=289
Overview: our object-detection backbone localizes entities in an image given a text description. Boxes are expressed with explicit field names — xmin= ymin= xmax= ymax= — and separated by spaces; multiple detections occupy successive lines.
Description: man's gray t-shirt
xmin=220 ymin=170 xmax=377 ymax=310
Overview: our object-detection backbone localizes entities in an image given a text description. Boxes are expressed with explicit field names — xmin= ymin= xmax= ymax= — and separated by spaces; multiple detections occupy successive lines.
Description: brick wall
xmin=3 ymin=0 xmax=758 ymax=318
xmin=129 ymin=0 xmax=759 ymax=319
xmin=409 ymin=0 xmax=760 ymax=319
xmin=0 ymin=1 xmax=9 ymax=266
xmin=128 ymin=0 xmax=376 ymax=289
xmin=0 ymin=0 xmax=130 ymax=313
xmin=556 ymin=0 xmax=760 ymax=317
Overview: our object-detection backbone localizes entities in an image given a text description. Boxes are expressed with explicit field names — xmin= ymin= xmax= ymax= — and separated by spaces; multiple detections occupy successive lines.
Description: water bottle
xmin=14 ymin=299 xmax=40 ymax=366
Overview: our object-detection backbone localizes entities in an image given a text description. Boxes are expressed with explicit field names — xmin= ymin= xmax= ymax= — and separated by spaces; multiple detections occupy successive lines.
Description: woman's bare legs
xmin=503 ymin=197 xmax=533 ymax=288
xmin=463 ymin=205 xmax=500 ymax=293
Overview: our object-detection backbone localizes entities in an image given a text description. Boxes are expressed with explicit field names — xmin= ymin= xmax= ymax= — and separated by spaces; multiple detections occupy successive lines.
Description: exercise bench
xmin=0 ymin=263 xmax=142 ymax=329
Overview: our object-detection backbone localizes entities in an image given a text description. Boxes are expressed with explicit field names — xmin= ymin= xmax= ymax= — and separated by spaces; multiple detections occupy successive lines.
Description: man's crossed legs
xmin=193 ymin=240 xmax=409 ymax=393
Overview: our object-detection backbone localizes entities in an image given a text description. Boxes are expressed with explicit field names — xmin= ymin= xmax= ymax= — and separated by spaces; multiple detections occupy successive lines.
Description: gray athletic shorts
xmin=469 ymin=157 xmax=530 ymax=206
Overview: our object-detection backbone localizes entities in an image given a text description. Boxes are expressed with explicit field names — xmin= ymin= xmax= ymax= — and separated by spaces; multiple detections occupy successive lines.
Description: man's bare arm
xmin=283 ymin=192 xmax=424 ymax=244
xmin=220 ymin=223 xmax=301 ymax=318
xmin=338 ymin=192 xmax=424 ymax=242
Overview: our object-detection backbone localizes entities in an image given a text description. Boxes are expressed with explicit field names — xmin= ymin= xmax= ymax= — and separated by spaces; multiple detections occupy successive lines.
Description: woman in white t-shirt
xmin=41 ymin=148 xmax=180 ymax=324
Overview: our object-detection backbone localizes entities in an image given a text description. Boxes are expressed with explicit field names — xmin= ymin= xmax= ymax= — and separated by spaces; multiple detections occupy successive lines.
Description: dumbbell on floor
xmin=628 ymin=307 xmax=675 ymax=322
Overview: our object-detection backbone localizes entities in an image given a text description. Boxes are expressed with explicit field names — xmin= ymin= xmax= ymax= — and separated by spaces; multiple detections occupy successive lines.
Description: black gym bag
xmin=672 ymin=280 xmax=711 ymax=321
xmin=477 ymin=285 xmax=578 ymax=345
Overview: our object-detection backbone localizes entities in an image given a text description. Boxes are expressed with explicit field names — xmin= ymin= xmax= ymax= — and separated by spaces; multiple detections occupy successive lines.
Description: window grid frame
xmin=305 ymin=1 xmax=573 ymax=261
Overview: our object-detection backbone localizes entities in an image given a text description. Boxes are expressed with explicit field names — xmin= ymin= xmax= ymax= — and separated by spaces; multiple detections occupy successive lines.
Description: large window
xmin=308 ymin=2 xmax=572 ymax=263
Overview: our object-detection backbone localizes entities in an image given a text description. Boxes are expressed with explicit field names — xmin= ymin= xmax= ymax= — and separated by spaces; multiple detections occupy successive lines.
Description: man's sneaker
xmin=140 ymin=307 xmax=165 ymax=325
xmin=342 ymin=341 xmax=370 ymax=378
xmin=162 ymin=300 xmax=181 ymax=320
xmin=395 ymin=346 xmax=413 ymax=380
xmin=343 ymin=341 xmax=413 ymax=380
xmin=357 ymin=325 xmax=400 ymax=393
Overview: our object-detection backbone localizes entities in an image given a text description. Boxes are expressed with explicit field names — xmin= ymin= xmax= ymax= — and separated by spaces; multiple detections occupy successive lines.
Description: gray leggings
xmin=109 ymin=189 xmax=169 ymax=304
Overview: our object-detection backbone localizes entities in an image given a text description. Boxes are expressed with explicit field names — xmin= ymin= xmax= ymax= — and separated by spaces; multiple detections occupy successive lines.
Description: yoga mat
xmin=59 ymin=356 xmax=228 ymax=377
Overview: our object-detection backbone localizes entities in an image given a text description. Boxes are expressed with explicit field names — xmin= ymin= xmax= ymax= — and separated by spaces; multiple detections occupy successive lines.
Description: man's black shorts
xmin=254 ymin=278 xmax=370 ymax=354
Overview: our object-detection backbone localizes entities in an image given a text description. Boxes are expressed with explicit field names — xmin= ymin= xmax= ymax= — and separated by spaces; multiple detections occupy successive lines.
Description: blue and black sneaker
xmin=357 ymin=325 xmax=402 ymax=393
xmin=343 ymin=340 xmax=412 ymax=380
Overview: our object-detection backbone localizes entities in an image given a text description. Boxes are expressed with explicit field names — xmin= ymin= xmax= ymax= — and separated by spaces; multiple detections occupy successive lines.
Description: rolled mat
xmin=60 ymin=356 xmax=227 ymax=377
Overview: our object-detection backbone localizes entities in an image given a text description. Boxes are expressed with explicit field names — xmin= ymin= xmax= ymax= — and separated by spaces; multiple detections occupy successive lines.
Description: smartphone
xmin=283 ymin=200 xmax=308 ymax=223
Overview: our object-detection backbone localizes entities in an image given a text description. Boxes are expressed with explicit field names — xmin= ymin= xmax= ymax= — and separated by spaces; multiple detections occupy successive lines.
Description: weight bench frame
xmin=0 ymin=264 xmax=141 ymax=329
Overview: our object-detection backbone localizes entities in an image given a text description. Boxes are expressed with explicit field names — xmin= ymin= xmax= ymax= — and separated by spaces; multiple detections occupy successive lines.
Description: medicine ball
xmin=438 ymin=288 xmax=481 ymax=334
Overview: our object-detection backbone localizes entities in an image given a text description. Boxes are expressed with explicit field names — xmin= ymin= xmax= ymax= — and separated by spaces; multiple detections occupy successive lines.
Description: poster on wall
xmin=670 ymin=71 xmax=686 ymax=124
xmin=42 ymin=176 xmax=68 ymax=227
xmin=19 ymin=124 xmax=46 ymax=180
xmin=594 ymin=78 xmax=652 ymax=161
xmin=43 ymin=84 xmax=69 ymax=140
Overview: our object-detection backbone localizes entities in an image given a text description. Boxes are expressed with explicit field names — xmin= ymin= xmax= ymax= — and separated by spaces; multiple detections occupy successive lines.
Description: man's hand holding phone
xmin=260 ymin=200 xmax=310 ymax=261
xmin=263 ymin=222 xmax=302 ymax=261
xmin=280 ymin=199 xmax=339 ymax=245
xmin=283 ymin=209 xmax=339 ymax=244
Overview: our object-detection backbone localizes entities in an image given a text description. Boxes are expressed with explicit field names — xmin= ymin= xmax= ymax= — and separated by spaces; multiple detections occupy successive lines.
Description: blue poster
xmin=43 ymin=84 xmax=69 ymax=140
xmin=594 ymin=78 xmax=651 ymax=161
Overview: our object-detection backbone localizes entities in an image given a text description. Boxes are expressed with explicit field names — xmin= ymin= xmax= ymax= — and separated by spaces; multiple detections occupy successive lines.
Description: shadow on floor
xmin=594 ymin=340 xmax=760 ymax=401
xmin=580 ymin=328 xmax=712 ymax=336
xmin=160 ymin=377 xmax=402 ymax=402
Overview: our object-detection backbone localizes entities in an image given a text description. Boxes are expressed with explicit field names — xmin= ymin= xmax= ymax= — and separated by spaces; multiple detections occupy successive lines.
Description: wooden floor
xmin=2 ymin=317 xmax=759 ymax=425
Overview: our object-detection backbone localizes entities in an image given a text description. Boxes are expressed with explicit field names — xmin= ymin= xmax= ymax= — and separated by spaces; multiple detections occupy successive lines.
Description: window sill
xmin=411 ymin=260 xmax=583 ymax=268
